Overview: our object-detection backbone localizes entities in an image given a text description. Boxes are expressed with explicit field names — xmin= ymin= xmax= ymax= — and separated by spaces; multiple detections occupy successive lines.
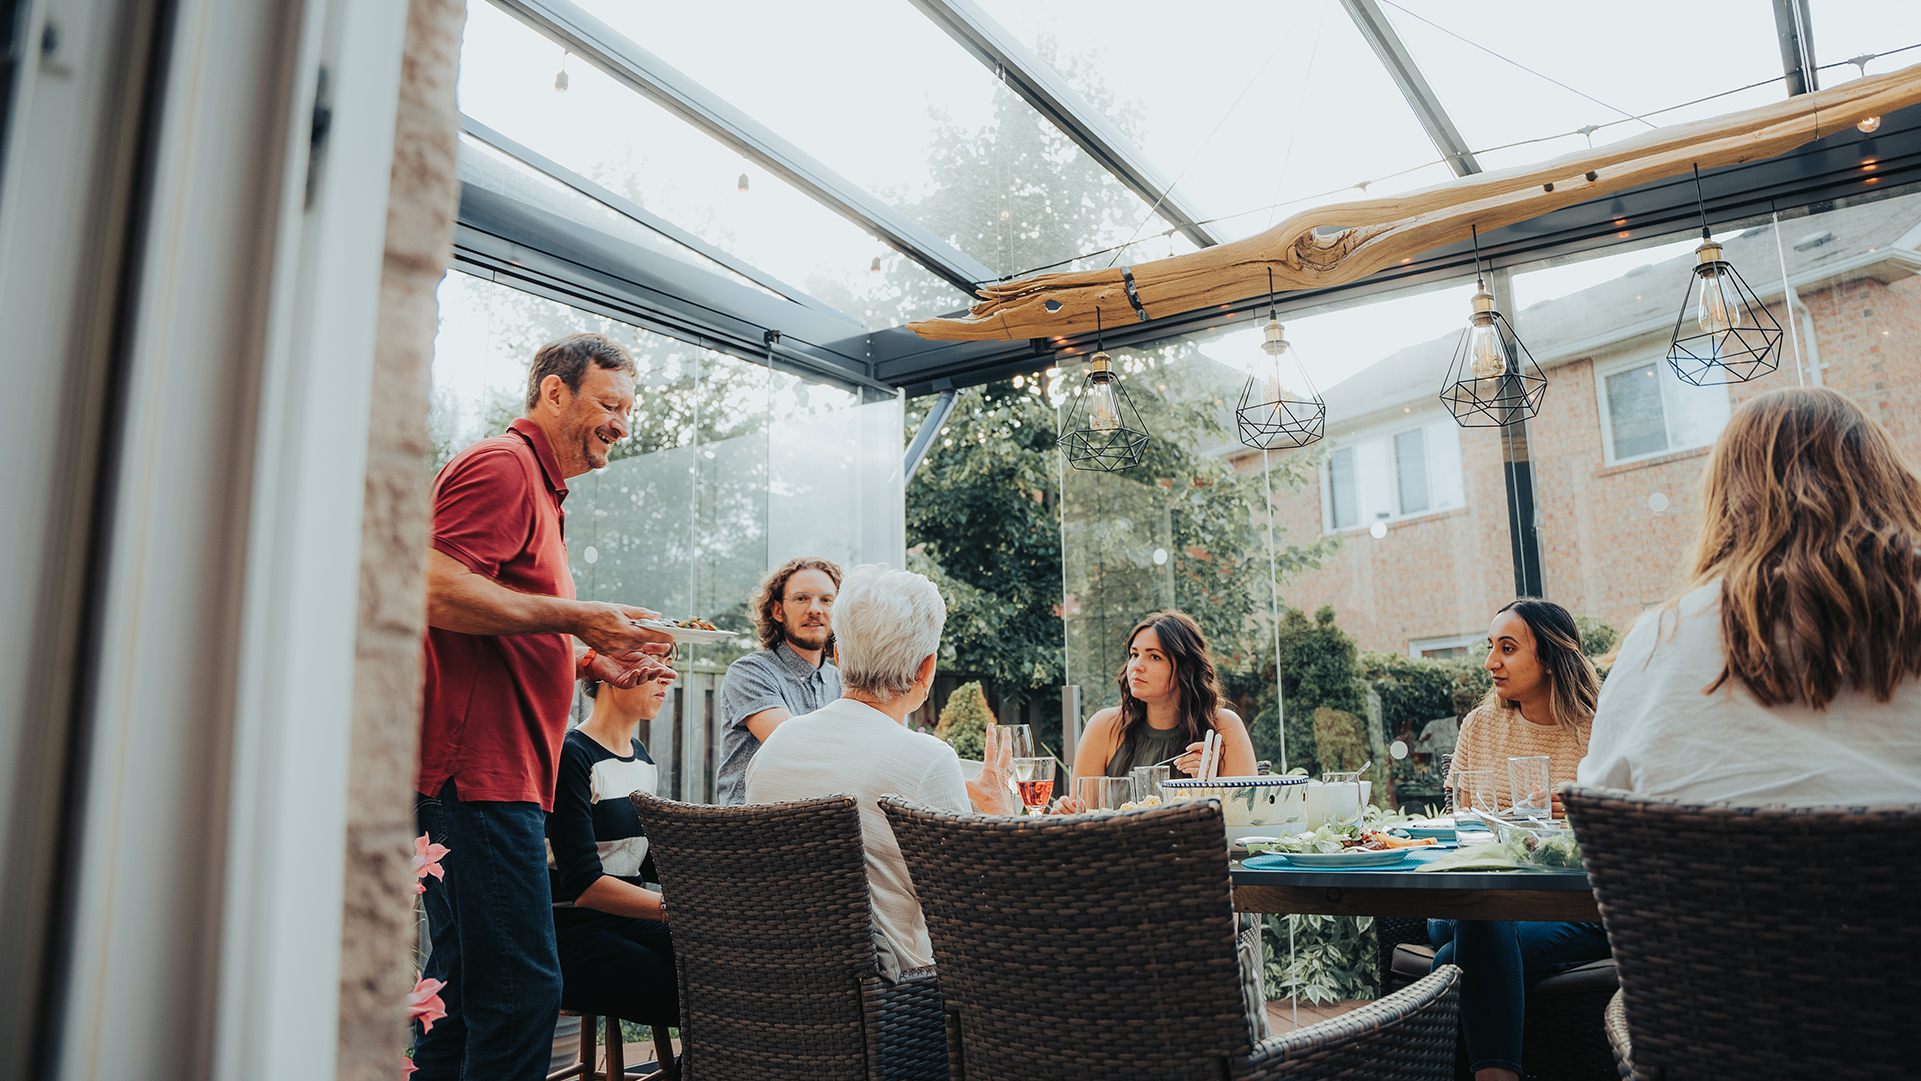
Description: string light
xmin=554 ymin=51 xmax=569 ymax=93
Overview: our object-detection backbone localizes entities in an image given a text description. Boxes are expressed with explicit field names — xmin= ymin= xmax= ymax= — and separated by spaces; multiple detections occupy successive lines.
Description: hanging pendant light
xmin=737 ymin=171 xmax=750 ymax=193
xmin=1235 ymin=268 xmax=1325 ymax=450
xmin=1439 ymin=226 xmax=1547 ymax=428
xmin=1666 ymin=165 xmax=1783 ymax=386
xmin=554 ymin=51 xmax=570 ymax=92
xmin=1057 ymin=309 xmax=1149 ymax=471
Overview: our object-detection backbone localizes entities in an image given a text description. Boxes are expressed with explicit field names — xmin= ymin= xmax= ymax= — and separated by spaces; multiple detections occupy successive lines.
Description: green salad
xmin=1502 ymin=826 xmax=1583 ymax=869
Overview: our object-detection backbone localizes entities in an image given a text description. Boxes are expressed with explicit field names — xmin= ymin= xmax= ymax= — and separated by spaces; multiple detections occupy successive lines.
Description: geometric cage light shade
xmin=1235 ymin=317 xmax=1326 ymax=450
xmin=1056 ymin=350 xmax=1150 ymax=471
xmin=1438 ymin=280 xmax=1548 ymax=428
xmin=1665 ymin=235 xmax=1784 ymax=386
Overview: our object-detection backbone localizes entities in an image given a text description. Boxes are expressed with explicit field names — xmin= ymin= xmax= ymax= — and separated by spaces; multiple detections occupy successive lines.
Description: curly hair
xmin=750 ymin=557 xmax=844 ymax=650
xmin=1112 ymin=610 xmax=1223 ymax=773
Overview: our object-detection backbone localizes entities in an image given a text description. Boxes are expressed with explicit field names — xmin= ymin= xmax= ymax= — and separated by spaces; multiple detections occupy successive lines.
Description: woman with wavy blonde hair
xmin=1581 ymin=386 xmax=1921 ymax=805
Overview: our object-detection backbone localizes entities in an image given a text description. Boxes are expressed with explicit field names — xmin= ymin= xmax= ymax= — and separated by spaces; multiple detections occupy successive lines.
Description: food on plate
xmin=1115 ymin=795 xmax=1163 ymax=812
xmin=1245 ymin=821 xmax=1439 ymax=856
xmin=672 ymin=617 xmax=720 ymax=630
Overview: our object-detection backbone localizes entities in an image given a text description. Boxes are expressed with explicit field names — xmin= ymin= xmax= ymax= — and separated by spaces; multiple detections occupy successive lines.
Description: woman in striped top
xmin=1432 ymin=599 xmax=1609 ymax=1081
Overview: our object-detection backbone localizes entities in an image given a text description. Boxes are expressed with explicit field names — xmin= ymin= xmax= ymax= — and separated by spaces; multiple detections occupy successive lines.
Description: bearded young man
xmin=713 ymin=556 xmax=843 ymax=804
xmin=413 ymin=333 xmax=676 ymax=1080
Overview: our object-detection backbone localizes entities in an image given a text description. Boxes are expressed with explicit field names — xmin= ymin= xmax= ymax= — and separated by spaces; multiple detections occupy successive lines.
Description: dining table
xmin=1230 ymin=845 xmax=1601 ymax=922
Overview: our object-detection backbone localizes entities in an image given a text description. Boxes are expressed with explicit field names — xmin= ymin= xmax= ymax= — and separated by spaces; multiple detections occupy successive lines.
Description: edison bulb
xmin=1086 ymin=378 xmax=1121 ymax=431
xmin=1697 ymin=268 xmax=1738 ymax=335
xmin=1468 ymin=321 xmax=1505 ymax=379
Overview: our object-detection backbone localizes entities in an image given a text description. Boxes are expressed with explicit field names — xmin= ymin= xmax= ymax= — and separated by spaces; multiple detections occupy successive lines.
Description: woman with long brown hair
xmin=1582 ymin=386 xmax=1921 ymax=804
xmin=1069 ymin=610 xmax=1256 ymax=783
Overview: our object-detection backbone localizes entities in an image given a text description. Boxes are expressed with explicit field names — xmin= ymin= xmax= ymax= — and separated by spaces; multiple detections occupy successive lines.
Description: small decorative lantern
xmin=1666 ymin=169 xmax=1783 ymax=386
xmin=1057 ymin=311 xmax=1149 ymax=471
xmin=1235 ymin=271 xmax=1326 ymax=450
xmin=1439 ymin=231 xmax=1547 ymax=428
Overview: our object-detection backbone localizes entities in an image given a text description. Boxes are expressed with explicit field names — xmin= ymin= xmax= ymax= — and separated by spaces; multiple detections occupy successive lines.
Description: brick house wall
xmin=1242 ymin=270 xmax=1921 ymax=655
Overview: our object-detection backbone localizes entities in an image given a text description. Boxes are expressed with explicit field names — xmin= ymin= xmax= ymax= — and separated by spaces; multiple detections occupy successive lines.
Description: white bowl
xmin=1163 ymin=775 xmax=1310 ymax=831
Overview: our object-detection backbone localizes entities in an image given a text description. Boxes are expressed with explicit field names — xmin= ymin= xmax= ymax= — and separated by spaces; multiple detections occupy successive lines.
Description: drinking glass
xmin=1129 ymin=765 xmax=1171 ymax=803
xmin=1455 ymin=768 xmax=1498 ymax=842
xmin=1321 ymin=771 xmax=1363 ymax=827
xmin=1508 ymin=755 xmax=1552 ymax=820
xmin=1073 ymin=776 xmax=1133 ymax=812
xmin=1013 ymin=757 xmax=1055 ymax=814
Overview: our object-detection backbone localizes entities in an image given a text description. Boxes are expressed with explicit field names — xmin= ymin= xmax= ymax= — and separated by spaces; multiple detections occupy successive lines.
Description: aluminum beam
xmin=456 ymin=182 xmax=890 ymax=393
xmin=458 ymin=113 xmax=854 ymax=322
xmin=486 ymin=0 xmax=996 ymax=296
xmin=903 ymin=388 xmax=958 ymax=480
xmin=1772 ymin=0 xmax=1820 ymax=97
xmin=906 ymin=0 xmax=1221 ymax=249
xmin=1340 ymin=0 xmax=1481 ymax=176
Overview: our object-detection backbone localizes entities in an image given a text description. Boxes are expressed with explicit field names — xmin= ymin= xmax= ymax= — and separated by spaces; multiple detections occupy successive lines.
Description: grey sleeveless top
xmin=1105 ymin=723 xmax=1190 ymax=777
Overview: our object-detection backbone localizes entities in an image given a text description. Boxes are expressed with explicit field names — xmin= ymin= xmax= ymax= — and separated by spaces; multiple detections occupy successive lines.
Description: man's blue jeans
xmin=413 ymin=781 xmax=563 ymax=1081
xmin=1429 ymin=919 xmax=1610 ymax=1075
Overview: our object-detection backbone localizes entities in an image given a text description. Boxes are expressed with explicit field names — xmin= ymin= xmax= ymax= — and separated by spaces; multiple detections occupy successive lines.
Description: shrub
xmin=1310 ymin=708 xmax=1369 ymax=773
xmin=936 ymin=681 xmax=993 ymax=760
xmin=1264 ymin=915 xmax=1377 ymax=1005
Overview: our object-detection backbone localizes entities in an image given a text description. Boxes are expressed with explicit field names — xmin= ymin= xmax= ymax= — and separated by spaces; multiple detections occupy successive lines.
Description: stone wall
xmin=336 ymin=2 xmax=465 ymax=1078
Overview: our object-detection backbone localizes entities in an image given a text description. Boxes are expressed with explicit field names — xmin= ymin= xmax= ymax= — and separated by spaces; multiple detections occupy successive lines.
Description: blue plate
xmin=1400 ymin=825 xmax=1457 ymax=840
xmin=1244 ymin=848 xmax=1414 ymax=868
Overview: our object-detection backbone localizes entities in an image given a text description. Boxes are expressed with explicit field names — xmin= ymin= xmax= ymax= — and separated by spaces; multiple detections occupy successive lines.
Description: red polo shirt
xmin=418 ymin=418 xmax=578 ymax=810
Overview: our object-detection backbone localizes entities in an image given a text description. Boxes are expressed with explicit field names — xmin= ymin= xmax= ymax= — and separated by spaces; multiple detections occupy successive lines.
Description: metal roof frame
xmin=454 ymin=182 xmax=891 ymax=395
xmin=485 ymin=0 xmax=996 ymax=297
xmin=458 ymin=112 xmax=855 ymax=322
xmin=1340 ymin=0 xmax=1481 ymax=177
xmin=904 ymin=0 xmax=1221 ymax=249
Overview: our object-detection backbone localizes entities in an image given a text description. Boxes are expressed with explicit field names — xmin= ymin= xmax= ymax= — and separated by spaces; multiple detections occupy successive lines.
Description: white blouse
xmin=1579 ymin=581 xmax=1921 ymax=806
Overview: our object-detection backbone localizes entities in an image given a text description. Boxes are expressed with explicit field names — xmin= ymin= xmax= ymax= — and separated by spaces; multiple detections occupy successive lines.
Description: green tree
xmin=935 ymin=680 xmax=995 ymax=761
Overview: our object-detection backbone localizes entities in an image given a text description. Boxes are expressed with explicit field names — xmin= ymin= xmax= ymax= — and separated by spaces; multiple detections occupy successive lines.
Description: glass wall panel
xmin=456 ymin=1 xmax=969 ymax=329
xmin=1507 ymin=189 xmax=1921 ymax=642
xmin=432 ymin=270 xmax=905 ymax=802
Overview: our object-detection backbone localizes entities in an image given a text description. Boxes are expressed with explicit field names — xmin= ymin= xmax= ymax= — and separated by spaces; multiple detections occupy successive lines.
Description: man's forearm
xmin=426 ymin=549 xmax=580 ymax=637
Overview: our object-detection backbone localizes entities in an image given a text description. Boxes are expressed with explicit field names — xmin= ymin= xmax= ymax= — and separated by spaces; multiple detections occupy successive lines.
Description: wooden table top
xmin=1231 ymin=860 xmax=1601 ymax=922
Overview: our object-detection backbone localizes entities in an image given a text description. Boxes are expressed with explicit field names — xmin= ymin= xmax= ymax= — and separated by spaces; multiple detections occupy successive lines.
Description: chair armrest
xmin=861 ymin=970 xmax=945 ymax=1081
xmin=1235 ymin=966 xmax=1460 ymax=1081
xmin=1605 ymin=988 xmax=1632 ymax=1079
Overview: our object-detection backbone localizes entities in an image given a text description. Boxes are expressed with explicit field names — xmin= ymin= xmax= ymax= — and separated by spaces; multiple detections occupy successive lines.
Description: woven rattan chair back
xmin=880 ymin=796 xmax=1251 ymax=1080
xmin=1562 ymin=785 xmax=1921 ymax=1080
xmin=631 ymin=792 xmax=881 ymax=1081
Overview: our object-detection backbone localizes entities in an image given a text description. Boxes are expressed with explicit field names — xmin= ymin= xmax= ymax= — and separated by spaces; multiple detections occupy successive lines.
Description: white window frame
xmin=1409 ymin=632 xmax=1487 ymax=659
xmin=1320 ymin=410 xmax=1466 ymax=535
xmin=1593 ymin=349 xmax=1733 ymax=466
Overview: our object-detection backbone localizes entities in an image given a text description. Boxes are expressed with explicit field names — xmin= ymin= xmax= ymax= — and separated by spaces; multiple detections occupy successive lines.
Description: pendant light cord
xmin=1692 ymin=164 xmax=1712 ymax=239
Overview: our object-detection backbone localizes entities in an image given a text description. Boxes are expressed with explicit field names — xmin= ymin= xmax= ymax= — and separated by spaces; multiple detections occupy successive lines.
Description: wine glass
xmin=1455 ymin=768 xmax=1498 ymax=842
xmin=1000 ymin=725 xmax=1035 ymax=759
xmin=1013 ymin=757 xmax=1055 ymax=814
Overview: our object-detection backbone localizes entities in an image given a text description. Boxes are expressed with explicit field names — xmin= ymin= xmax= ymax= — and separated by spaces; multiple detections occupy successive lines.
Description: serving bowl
xmin=1163 ymin=775 xmax=1309 ymax=842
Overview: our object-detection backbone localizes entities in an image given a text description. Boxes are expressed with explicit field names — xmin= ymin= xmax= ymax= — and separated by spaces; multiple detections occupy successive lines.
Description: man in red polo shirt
xmin=412 ymin=332 xmax=674 ymax=1081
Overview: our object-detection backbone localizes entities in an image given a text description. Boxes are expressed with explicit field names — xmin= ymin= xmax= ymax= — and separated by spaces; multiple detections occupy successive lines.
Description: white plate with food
xmin=637 ymin=619 xmax=739 ymax=644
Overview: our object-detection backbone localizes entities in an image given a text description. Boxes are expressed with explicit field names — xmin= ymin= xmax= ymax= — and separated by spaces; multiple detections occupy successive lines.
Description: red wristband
xmin=577 ymin=648 xmax=596 ymax=673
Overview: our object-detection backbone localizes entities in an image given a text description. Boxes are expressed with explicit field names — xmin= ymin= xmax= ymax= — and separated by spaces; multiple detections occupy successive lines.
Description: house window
xmin=1599 ymin=359 xmax=1731 ymax=464
xmin=1409 ymin=632 xmax=1485 ymax=660
xmin=1324 ymin=416 xmax=1464 ymax=533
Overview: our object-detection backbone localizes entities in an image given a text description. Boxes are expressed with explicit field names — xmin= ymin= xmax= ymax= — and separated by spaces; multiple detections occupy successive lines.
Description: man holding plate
xmin=413 ymin=333 xmax=676 ymax=1081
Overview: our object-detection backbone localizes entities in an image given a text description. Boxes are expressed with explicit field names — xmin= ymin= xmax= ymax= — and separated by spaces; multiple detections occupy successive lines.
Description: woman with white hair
xmin=744 ymin=564 xmax=1015 ymax=982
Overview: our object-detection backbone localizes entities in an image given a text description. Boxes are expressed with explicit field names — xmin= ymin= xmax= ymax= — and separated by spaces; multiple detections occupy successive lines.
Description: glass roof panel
xmin=1807 ymin=1 xmax=1921 ymax=85
xmin=968 ymin=0 xmax=1461 ymax=244
xmin=458 ymin=1 xmax=968 ymax=330
xmin=572 ymin=0 xmax=1195 ymax=282
xmin=1380 ymin=2 xmax=1795 ymax=174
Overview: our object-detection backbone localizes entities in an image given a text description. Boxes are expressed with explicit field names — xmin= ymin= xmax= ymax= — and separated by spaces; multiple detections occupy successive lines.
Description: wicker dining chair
xmin=630 ymin=792 xmax=945 ymax=1081
xmin=878 ymin=795 xmax=1461 ymax=1081
xmin=1562 ymin=785 xmax=1921 ymax=1080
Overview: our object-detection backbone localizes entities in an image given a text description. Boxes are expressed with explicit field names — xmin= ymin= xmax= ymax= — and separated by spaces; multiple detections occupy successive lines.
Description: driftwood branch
xmin=909 ymin=64 xmax=1921 ymax=342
